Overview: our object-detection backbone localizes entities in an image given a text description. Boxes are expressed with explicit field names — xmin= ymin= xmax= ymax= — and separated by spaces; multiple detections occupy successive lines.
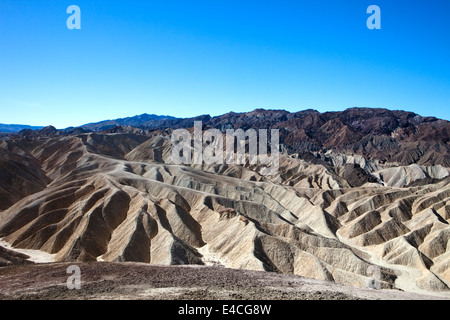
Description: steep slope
xmin=0 ymin=141 xmax=51 ymax=210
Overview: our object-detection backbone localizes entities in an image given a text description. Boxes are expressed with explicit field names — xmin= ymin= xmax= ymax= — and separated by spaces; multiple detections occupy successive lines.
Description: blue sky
xmin=0 ymin=0 xmax=449 ymax=128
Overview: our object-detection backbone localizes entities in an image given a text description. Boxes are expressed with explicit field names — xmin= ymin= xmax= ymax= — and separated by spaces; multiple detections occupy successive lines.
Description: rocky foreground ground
xmin=0 ymin=262 xmax=447 ymax=300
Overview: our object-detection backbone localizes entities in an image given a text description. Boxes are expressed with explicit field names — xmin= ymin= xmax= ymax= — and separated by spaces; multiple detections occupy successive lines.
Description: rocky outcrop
xmin=66 ymin=107 xmax=450 ymax=167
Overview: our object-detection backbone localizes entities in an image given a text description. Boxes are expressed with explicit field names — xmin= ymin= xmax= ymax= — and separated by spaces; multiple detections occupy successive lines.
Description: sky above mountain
xmin=0 ymin=0 xmax=449 ymax=129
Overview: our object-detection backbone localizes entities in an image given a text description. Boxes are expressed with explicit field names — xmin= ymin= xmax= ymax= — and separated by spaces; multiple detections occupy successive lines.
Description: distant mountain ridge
xmin=4 ymin=107 xmax=450 ymax=167
xmin=76 ymin=107 xmax=450 ymax=166
xmin=0 ymin=124 xmax=44 ymax=133
xmin=81 ymin=113 xmax=178 ymax=132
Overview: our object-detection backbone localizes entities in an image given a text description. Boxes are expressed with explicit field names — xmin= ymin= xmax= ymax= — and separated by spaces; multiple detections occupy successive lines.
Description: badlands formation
xmin=0 ymin=108 xmax=449 ymax=298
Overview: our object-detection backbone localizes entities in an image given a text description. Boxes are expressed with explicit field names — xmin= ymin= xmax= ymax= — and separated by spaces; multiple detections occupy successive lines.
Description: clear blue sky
xmin=0 ymin=0 xmax=449 ymax=129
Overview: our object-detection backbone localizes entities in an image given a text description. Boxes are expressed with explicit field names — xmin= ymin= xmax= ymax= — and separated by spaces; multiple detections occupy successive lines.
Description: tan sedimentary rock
xmin=0 ymin=131 xmax=449 ymax=296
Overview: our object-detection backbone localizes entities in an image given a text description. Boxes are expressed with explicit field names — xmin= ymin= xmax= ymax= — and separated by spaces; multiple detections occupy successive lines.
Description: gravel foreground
xmin=0 ymin=262 xmax=447 ymax=300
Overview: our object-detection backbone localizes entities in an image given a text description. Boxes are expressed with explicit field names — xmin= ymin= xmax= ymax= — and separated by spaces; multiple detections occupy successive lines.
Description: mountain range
xmin=0 ymin=124 xmax=44 ymax=133
xmin=0 ymin=107 xmax=449 ymax=299
xmin=5 ymin=107 xmax=450 ymax=167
